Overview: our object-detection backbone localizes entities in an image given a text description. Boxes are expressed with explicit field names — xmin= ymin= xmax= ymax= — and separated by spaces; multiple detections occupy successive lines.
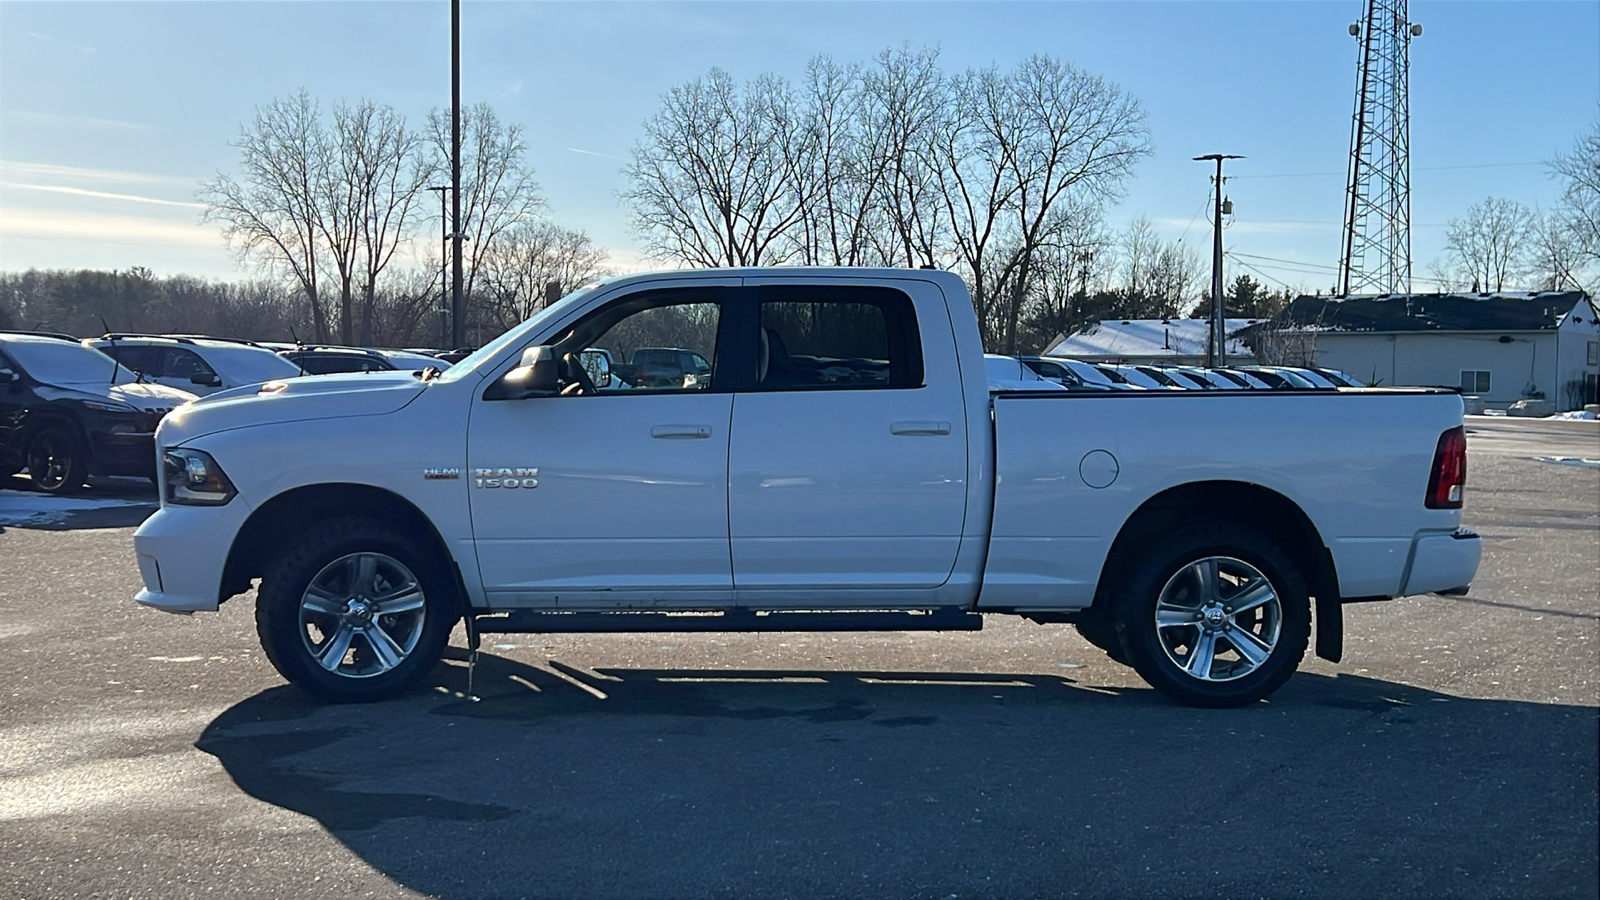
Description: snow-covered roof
xmin=1042 ymin=318 xmax=1260 ymax=359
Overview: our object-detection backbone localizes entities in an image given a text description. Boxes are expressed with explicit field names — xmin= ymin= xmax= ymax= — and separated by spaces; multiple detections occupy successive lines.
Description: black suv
xmin=0 ymin=332 xmax=195 ymax=493
xmin=277 ymin=346 xmax=398 ymax=375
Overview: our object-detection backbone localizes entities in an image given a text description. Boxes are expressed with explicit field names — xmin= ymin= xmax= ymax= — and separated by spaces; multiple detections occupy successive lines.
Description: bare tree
xmin=201 ymin=91 xmax=434 ymax=344
xmin=200 ymin=90 xmax=333 ymax=340
xmin=1442 ymin=196 xmax=1535 ymax=292
xmin=428 ymin=103 xmax=545 ymax=313
xmin=342 ymin=101 xmax=432 ymax=344
xmin=1547 ymin=118 xmax=1600 ymax=293
xmin=624 ymin=68 xmax=809 ymax=267
xmin=476 ymin=221 xmax=610 ymax=331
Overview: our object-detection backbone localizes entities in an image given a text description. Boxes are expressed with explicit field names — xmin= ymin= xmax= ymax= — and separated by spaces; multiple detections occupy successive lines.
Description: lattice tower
xmin=1339 ymin=0 xmax=1419 ymax=296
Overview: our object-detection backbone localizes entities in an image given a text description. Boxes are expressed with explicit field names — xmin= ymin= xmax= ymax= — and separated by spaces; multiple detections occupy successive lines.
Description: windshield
xmin=435 ymin=280 xmax=609 ymax=383
xmin=210 ymin=347 xmax=303 ymax=384
xmin=5 ymin=340 xmax=129 ymax=385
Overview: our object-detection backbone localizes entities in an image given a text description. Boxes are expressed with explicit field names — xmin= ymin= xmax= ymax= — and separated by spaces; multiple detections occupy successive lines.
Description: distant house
xmin=1041 ymin=318 xmax=1262 ymax=366
xmin=1246 ymin=291 xmax=1600 ymax=411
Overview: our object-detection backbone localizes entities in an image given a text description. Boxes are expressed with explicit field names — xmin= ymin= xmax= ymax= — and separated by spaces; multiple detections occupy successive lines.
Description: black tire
xmin=25 ymin=425 xmax=87 ymax=494
xmin=255 ymin=516 xmax=457 ymax=702
xmin=1113 ymin=525 xmax=1310 ymax=708
xmin=1073 ymin=613 xmax=1128 ymax=665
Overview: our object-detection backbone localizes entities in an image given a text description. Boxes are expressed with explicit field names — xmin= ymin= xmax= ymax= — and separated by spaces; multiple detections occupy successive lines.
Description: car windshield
xmin=210 ymin=347 xmax=302 ymax=384
xmin=435 ymin=281 xmax=608 ymax=383
xmin=5 ymin=340 xmax=131 ymax=386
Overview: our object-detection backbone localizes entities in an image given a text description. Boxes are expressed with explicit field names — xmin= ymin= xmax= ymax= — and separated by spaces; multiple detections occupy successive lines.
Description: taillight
xmin=1425 ymin=425 xmax=1466 ymax=509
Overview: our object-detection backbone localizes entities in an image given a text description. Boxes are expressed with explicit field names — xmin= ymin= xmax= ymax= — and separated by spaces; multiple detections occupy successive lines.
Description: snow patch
xmin=1548 ymin=410 xmax=1597 ymax=420
xmin=1532 ymin=457 xmax=1600 ymax=468
xmin=0 ymin=492 xmax=152 ymax=526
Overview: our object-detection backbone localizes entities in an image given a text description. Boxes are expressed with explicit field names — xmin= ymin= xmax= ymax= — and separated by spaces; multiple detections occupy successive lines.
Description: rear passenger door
xmin=727 ymin=279 xmax=969 ymax=597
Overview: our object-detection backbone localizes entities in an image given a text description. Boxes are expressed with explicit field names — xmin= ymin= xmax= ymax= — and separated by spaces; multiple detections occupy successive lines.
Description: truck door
xmin=727 ymin=279 xmax=969 ymax=595
xmin=467 ymin=283 xmax=738 ymax=606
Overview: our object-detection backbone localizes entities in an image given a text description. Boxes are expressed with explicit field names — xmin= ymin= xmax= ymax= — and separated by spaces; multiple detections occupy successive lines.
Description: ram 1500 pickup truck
xmin=133 ymin=268 xmax=1480 ymax=707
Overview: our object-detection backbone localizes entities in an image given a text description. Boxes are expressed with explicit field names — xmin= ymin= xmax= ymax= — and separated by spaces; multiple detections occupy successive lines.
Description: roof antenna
xmin=287 ymin=326 xmax=307 ymax=377
xmin=97 ymin=316 xmax=137 ymax=385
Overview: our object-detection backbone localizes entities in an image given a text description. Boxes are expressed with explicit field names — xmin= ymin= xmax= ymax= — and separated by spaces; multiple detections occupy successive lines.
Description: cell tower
xmin=1338 ymin=0 xmax=1422 ymax=296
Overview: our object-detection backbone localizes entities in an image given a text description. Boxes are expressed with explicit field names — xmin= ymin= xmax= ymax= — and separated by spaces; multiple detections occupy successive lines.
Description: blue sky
xmin=1 ymin=0 xmax=1595 ymax=292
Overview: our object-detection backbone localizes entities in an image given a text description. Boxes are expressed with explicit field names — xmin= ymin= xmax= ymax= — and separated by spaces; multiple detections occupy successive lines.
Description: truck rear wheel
xmin=256 ymin=517 xmax=456 ymax=702
xmin=1113 ymin=525 xmax=1309 ymax=707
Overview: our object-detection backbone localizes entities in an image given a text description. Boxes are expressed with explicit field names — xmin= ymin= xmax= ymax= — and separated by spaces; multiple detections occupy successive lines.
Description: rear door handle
xmin=890 ymin=420 xmax=951 ymax=436
xmin=651 ymin=424 xmax=713 ymax=439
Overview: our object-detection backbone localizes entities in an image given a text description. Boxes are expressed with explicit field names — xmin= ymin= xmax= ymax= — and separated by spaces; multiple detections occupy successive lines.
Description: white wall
xmin=1312 ymin=331 xmax=1560 ymax=406
xmin=1553 ymin=299 xmax=1600 ymax=411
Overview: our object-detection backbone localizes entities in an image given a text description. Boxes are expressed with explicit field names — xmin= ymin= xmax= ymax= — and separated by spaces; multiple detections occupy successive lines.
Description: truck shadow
xmin=197 ymin=651 xmax=1598 ymax=900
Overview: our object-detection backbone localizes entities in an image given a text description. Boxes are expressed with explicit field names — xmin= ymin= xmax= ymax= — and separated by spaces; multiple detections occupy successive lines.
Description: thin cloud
xmin=0 ymin=161 xmax=198 ymax=187
xmin=1 ymin=182 xmax=205 ymax=209
xmin=3 ymin=110 xmax=150 ymax=131
xmin=567 ymin=147 xmax=624 ymax=162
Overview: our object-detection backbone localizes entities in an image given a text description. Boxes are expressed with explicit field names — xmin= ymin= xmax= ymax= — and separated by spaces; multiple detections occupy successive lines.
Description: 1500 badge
xmin=474 ymin=467 xmax=539 ymax=489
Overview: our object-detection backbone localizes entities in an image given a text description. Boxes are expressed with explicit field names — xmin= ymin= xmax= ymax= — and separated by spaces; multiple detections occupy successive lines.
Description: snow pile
xmin=1533 ymin=457 xmax=1600 ymax=468
xmin=0 ymin=492 xmax=153 ymax=527
xmin=1548 ymin=410 xmax=1597 ymax=420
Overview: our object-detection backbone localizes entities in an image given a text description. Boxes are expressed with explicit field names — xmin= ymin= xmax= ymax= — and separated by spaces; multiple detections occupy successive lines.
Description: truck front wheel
xmin=256 ymin=517 xmax=456 ymax=702
xmin=1114 ymin=525 xmax=1310 ymax=707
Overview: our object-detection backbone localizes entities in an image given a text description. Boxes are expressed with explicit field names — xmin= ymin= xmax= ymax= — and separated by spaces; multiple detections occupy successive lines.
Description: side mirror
xmin=484 ymin=345 xmax=559 ymax=400
xmin=190 ymin=373 xmax=222 ymax=387
xmin=579 ymin=349 xmax=612 ymax=389
xmin=0 ymin=369 xmax=16 ymax=384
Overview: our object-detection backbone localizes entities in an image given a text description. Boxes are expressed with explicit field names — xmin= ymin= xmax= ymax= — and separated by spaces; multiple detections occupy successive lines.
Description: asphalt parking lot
xmin=1 ymin=419 xmax=1596 ymax=900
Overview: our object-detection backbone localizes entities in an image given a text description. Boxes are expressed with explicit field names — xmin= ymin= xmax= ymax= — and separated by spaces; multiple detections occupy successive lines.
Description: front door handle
xmin=651 ymin=424 xmax=713 ymax=439
xmin=890 ymin=420 xmax=951 ymax=436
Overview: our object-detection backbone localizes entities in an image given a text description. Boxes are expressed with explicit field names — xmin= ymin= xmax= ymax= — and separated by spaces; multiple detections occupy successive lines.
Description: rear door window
xmin=753 ymin=286 xmax=922 ymax=391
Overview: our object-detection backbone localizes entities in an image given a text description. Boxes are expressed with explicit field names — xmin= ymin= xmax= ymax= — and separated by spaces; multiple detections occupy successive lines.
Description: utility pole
xmin=1194 ymin=154 xmax=1242 ymax=368
xmin=426 ymin=185 xmax=450 ymax=348
xmin=450 ymin=0 xmax=464 ymax=349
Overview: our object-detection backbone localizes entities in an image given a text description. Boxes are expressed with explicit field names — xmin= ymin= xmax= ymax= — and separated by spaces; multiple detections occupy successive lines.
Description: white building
xmin=1042 ymin=318 xmax=1262 ymax=366
xmin=1251 ymin=291 xmax=1600 ymax=411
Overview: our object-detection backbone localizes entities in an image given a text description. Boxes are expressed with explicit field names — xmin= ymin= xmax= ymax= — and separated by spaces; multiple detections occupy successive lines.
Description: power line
xmin=1232 ymin=160 xmax=1543 ymax=180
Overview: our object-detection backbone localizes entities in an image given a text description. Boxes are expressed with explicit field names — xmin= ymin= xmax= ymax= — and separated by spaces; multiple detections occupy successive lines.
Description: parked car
xmin=1233 ymin=366 xmax=1321 ymax=389
xmin=374 ymin=349 xmax=452 ymax=372
xmin=1 ymin=332 xmax=197 ymax=492
xmin=1090 ymin=363 xmax=1166 ymax=390
xmin=278 ymin=346 xmax=398 ymax=375
xmin=1134 ymin=365 xmax=1199 ymax=389
xmin=985 ymin=354 xmax=1069 ymax=392
xmin=1315 ymin=368 xmax=1364 ymax=387
xmin=1262 ymin=367 xmax=1340 ymax=389
xmin=1018 ymin=356 xmax=1101 ymax=389
xmin=1025 ymin=356 xmax=1127 ymax=390
xmin=133 ymin=267 xmax=1479 ymax=709
xmin=85 ymin=334 xmax=302 ymax=397
xmin=1210 ymin=369 xmax=1275 ymax=389
xmin=621 ymin=347 xmax=714 ymax=389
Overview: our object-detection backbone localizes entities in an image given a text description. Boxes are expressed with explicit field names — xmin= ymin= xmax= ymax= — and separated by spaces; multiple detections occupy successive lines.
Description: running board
xmin=470 ymin=608 xmax=984 ymax=635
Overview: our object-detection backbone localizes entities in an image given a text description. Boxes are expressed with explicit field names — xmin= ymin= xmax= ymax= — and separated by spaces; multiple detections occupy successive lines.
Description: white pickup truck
xmin=132 ymin=268 xmax=1480 ymax=707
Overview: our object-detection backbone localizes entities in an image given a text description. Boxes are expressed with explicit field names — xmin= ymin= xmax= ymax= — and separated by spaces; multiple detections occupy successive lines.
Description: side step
xmin=471 ymin=607 xmax=984 ymax=635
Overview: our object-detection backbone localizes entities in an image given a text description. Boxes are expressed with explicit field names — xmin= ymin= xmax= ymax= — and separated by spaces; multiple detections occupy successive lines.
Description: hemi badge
xmin=423 ymin=467 xmax=461 ymax=480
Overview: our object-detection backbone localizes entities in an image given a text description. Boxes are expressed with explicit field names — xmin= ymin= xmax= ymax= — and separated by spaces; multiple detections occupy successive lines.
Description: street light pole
xmin=450 ymin=0 xmax=464 ymax=350
xmin=1194 ymin=154 xmax=1243 ymax=368
xmin=426 ymin=185 xmax=449 ymax=349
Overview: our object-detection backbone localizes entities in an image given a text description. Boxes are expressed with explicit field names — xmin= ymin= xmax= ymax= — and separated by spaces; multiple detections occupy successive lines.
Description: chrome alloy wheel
xmin=1154 ymin=556 xmax=1282 ymax=682
xmin=298 ymin=552 xmax=427 ymax=678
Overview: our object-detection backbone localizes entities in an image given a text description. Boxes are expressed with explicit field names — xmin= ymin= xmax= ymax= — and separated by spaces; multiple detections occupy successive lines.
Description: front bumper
xmin=133 ymin=499 xmax=253 ymax=613
xmin=1401 ymin=528 xmax=1482 ymax=596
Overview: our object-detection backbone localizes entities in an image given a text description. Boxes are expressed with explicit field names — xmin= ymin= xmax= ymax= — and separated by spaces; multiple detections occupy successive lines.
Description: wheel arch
xmin=1092 ymin=480 xmax=1343 ymax=662
xmin=221 ymin=483 xmax=464 ymax=611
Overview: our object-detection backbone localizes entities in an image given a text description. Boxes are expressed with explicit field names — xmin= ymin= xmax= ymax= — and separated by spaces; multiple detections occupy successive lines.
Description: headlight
xmin=83 ymin=399 xmax=139 ymax=413
xmin=163 ymin=448 xmax=236 ymax=506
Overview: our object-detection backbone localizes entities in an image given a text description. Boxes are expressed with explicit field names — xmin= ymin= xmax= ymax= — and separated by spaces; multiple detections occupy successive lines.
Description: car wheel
xmin=1114 ymin=525 xmax=1310 ymax=708
xmin=256 ymin=517 xmax=457 ymax=702
xmin=25 ymin=425 xmax=87 ymax=494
